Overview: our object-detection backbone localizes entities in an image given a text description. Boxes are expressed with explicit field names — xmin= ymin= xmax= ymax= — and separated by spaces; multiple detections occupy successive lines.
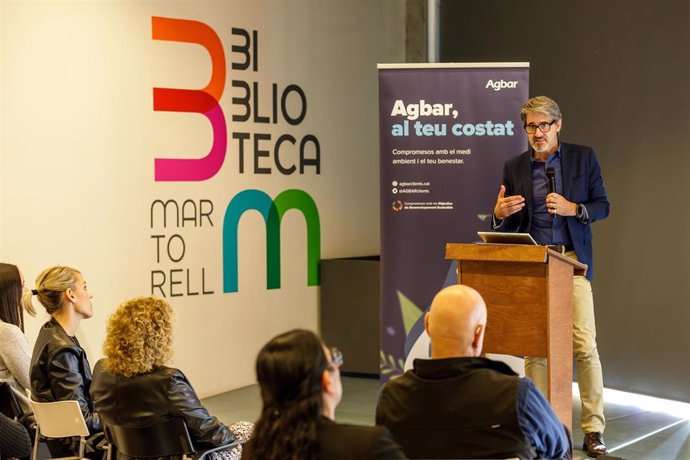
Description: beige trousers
xmin=524 ymin=251 xmax=606 ymax=433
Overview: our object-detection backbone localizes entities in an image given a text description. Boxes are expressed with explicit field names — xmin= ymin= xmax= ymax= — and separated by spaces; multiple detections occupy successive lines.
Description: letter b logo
xmin=152 ymin=17 xmax=227 ymax=181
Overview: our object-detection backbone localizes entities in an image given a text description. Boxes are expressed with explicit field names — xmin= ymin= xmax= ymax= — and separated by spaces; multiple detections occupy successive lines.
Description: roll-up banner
xmin=378 ymin=63 xmax=529 ymax=381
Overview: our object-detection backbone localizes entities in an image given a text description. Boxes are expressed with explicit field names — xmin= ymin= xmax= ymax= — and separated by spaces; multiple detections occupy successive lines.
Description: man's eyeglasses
xmin=329 ymin=347 xmax=344 ymax=368
xmin=524 ymin=120 xmax=557 ymax=134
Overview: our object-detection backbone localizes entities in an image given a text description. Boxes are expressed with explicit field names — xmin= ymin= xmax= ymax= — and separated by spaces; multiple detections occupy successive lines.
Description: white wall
xmin=0 ymin=0 xmax=404 ymax=397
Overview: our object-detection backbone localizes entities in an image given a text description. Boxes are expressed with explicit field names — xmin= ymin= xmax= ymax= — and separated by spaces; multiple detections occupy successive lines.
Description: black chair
xmin=0 ymin=381 xmax=35 ymax=459
xmin=103 ymin=417 xmax=242 ymax=460
xmin=0 ymin=412 xmax=32 ymax=460
xmin=0 ymin=381 xmax=23 ymax=419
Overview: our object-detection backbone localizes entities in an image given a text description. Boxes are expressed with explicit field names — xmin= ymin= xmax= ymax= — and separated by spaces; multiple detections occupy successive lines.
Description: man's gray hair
xmin=520 ymin=96 xmax=562 ymax=124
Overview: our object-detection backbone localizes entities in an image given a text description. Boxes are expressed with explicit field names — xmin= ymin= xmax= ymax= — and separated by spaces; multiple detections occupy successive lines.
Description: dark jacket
xmin=496 ymin=142 xmax=610 ymax=280
xmin=317 ymin=417 xmax=408 ymax=460
xmin=30 ymin=318 xmax=101 ymax=433
xmin=90 ymin=359 xmax=234 ymax=460
xmin=377 ymin=357 xmax=569 ymax=459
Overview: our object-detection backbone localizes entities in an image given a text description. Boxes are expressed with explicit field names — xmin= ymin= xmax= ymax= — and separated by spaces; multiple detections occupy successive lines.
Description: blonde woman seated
xmin=91 ymin=297 xmax=252 ymax=460
xmin=26 ymin=266 xmax=103 ymax=458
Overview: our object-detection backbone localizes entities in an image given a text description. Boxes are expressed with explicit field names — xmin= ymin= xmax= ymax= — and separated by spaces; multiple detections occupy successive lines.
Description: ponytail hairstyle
xmin=0 ymin=263 xmax=27 ymax=331
xmin=243 ymin=329 xmax=329 ymax=460
xmin=22 ymin=266 xmax=81 ymax=317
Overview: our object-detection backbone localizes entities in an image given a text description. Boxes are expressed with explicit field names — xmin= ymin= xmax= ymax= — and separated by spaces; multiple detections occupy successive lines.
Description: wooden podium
xmin=445 ymin=243 xmax=587 ymax=429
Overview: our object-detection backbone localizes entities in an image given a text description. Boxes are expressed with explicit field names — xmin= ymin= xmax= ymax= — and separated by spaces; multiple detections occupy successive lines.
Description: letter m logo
xmin=222 ymin=189 xmax=320 ymax=292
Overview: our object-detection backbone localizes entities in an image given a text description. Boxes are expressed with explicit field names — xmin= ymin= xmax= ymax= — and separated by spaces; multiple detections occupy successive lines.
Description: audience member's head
xmin=377 ymin=285 xmax=570 ymax=460
xmin=102 ymin=296 xmax=174 ymax=377
xmin=0 ymin=262 xmax=30 ymax=331
xmin=22 ymin=266 xmax=92 ymax=321
xmin=243 ymin=329 xmax=343 ymax=460
xmin=425 ymin=284 xmax=487 ymax=359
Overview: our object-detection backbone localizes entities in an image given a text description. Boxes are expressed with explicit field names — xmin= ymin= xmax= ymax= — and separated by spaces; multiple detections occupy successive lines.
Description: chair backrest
xmin=0 ymin=381 xmax=23 ymax=419
xmin=104 ymin=417 xmax=195 ymax=457
xmin=29 ymin=399 xmax=89 ymax=438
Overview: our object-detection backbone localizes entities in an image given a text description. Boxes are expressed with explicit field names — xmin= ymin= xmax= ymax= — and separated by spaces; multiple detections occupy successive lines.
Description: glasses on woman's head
xmin=329 ymin=347 xmax=344 ymax=369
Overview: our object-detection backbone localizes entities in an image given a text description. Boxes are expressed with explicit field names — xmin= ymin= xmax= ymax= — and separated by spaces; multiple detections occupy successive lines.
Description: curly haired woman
xmin=90 ymin=296 xmax=252 ymax=460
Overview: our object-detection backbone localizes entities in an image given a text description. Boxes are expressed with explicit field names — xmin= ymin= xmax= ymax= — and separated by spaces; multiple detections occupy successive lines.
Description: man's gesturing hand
xmin=493 ymin=185 xmax=525 ymax=221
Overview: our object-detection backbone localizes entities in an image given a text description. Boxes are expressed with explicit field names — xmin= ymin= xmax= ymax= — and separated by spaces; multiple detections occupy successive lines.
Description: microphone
xmin=546 ymin=167 xmax=556 ymax=195
xmin=546 ymin=167 xmax=556 ymax=218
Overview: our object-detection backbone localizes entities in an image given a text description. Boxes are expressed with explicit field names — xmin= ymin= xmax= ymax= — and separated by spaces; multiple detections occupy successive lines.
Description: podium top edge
xmin=445 ymin=243 xmax=547 ymax=263
xmin=444 ymin=243 xmax=588 ymax=275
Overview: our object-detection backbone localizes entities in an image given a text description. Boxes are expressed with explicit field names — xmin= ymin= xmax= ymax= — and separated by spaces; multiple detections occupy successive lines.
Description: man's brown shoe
xmin=583 ymin=432 xmax=608 ymax=458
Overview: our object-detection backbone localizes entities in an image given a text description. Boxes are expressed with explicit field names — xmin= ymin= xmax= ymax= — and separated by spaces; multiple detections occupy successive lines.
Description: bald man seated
xmin=376 ymin=285 xmax=571 ymax=459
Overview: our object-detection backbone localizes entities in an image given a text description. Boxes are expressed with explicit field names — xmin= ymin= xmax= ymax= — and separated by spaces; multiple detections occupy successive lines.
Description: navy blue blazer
xmin=496 ymin=142 xmax=609 ymax=280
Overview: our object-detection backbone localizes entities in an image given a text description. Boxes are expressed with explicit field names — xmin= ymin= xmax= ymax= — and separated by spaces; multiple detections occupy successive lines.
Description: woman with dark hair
xmin=24 ymin=265 xmax=103 ymax=458
xmin=91 ymin=296 xmax=252 ymax=460
xmin=0 ymin=263 xmax=33 ymax=413
xmin=242 ymin=329 xmax=407 ymax=460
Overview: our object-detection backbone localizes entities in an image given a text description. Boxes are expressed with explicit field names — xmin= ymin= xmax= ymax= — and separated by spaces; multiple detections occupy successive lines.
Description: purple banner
xmin=378 ymin=64 xmax=529 ymax=380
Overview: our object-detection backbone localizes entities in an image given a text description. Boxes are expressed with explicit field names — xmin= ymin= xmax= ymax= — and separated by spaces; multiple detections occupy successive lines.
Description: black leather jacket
xmin=29 ymin=318 xmax=101 ymax=433
xmin=90 ymin=359 xmax=234 ymax=459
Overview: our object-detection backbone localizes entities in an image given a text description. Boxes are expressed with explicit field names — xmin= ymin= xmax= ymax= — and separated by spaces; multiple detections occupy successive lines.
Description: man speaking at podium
xmin=492 ymin=96 xmax=610 ymax=458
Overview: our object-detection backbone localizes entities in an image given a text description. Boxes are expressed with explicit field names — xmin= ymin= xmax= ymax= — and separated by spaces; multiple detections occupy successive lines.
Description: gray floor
xmin=203 ymin=376 xmax=690 ymax=460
